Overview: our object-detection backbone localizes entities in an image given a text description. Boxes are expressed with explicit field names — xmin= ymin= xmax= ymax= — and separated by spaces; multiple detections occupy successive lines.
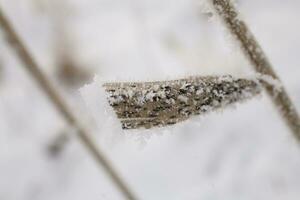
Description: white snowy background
xmin=0 ymin=0 xmax=300 ymax=199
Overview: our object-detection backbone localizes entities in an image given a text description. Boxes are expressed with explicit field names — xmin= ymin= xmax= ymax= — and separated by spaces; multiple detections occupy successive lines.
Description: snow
xmin=0 ymin=0 xmax=300 ymax=200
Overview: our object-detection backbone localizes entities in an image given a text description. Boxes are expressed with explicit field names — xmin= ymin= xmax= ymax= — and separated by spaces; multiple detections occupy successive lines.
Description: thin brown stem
xmin=0 ymin=6 xmax=137 ymax=200
xmin=211 ymin=0 xmax=300 ymax=139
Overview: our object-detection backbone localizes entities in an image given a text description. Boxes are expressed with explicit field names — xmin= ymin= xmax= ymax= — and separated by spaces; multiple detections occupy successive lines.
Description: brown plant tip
xmin=103 ymin=75 xmax=261 ymax=129
xmin=56 ymin=58 xmax=92 ymax=89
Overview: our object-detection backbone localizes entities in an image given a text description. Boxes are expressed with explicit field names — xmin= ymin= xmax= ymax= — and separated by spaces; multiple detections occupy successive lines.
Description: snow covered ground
xmin=0 ymin=0 xmax=300 ymax=199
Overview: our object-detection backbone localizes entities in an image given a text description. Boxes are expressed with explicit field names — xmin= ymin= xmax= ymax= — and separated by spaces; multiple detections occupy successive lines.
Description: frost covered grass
xmin=80 ymin=75 xmax=261 ymax=145
xmin=102 ymin=75 xmax=261 ymax=129
xmin=209 ymin=0 xmax=300 ymax=139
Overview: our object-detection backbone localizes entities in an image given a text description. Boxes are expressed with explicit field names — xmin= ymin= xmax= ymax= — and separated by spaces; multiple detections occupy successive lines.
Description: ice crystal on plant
xmin=103 ymin=75 xmax=261 ymax=129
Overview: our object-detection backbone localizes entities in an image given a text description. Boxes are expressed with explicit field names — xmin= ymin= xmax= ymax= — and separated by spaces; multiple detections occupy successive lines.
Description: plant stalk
xmin=211 ymin=0 xmax=300 ymax=139
xmin=0 ymin=6 xmax=137 ymax=200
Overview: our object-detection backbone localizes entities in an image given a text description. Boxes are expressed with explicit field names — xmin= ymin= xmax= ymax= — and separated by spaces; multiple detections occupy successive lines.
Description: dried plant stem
xmin=211 ymin=0 xmax=300 ymax=139
xmin=0 ymin=7 xmax=137 ymax=200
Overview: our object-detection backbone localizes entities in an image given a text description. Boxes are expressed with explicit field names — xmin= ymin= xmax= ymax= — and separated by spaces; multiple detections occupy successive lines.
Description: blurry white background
xmin=0 ymin=0 xmax=300 ymax=199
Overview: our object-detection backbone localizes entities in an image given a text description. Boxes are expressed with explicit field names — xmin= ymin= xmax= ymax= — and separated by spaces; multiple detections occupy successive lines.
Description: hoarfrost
xmin=103 ymin=75 xmax=262 ymax=130
xmin=256 ymin=73 xmax=283 ymax=92
xmin=79 ymin=75 xmax=125 ymax=146
xmin=178 ymin=95 xmax=189 ymax=104
xmin=80 ymin=75 xmax=180 ymax=145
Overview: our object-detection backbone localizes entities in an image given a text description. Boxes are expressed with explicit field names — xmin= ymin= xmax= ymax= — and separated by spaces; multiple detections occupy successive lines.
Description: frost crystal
xmin=103 ymin=75 xmax=261 ymax=129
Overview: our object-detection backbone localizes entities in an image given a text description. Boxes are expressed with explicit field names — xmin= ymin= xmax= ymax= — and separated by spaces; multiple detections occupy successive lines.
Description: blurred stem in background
xmin=32 ymin=0 xmax=93 ymax=89
xmin=211 ymin=0 xmax=300 ymax=139
xmin=47 ymin=0 xmax=93 ymax=89
xmin=32 ymin=0 xmax=94 ymax=155
xmin=0 ymin=6 xmax=138 ymax=200
xmin=0 ymin=56 xmax=3 ymax=83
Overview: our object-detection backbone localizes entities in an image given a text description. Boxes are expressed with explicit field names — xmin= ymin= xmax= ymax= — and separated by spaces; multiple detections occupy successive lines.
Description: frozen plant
xmin=103 ymin=75 xmax=261 ymax=129
xmin=209 ymin=0 xmax=300 ymax=139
